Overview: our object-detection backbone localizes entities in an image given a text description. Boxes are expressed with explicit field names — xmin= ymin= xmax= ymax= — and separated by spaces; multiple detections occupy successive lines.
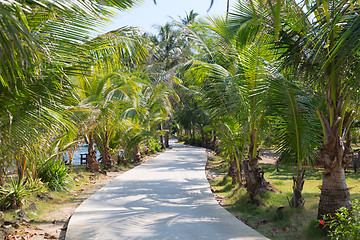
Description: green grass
xmin=207 ymin=156 xmax=360 ymax=240
xmin=1 ymin=164 xmax=135 ymax=223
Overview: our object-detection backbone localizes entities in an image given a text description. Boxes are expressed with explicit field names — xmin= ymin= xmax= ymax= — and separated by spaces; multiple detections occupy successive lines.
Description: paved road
xmin=66 ymin=142 xmax=268 ymax=240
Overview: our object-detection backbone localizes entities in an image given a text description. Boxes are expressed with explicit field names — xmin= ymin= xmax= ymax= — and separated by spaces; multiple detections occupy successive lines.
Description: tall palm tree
xmin=146 ymin=21 xmax=191 ymax=148
xmin=0 ymin=0 xmax=144 ymax=179
xmin=228 ymin=0 xmax=360 ymax=216
xmin=274 ymin=0 xmax=360 ymax=218
xmin=185 ymin=12 xmax=276 ymax=199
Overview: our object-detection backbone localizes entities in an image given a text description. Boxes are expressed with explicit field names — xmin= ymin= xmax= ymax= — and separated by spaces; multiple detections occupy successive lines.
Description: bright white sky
xmin=101 ymin=0 xmax=236 ymax=34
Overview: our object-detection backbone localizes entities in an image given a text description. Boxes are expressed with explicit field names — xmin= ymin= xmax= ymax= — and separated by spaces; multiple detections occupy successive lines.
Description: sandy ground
xmin=259 ymin=150 xmax=278 ymax=165
xmin=24 ymin=171 xmax=125 ymax=240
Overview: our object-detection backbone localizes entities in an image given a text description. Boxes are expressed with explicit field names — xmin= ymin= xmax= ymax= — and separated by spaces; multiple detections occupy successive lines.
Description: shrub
xmin=0 ymin=178 xmax=33 ymax=210
xmin=26 ymin=176 xmax=46 ymax=193
xmin=320 ymin=199 xmax=360 ymax=240
xmin=37 ymin=159 xmax=71 ymax=191
xmin=148 ymin=138 xmax=161 ymax=153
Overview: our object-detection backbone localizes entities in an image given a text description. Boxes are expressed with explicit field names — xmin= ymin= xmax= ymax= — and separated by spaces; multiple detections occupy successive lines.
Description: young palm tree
xmin=185 ymin=13 xmax=275 ymax=200
xmin=266 ymin=68 xmax=321 ymax=207
xmin=0 ymin=0 xmax=141 ymax=178
xmin=274 ymin=0 xmax=360 ymax=217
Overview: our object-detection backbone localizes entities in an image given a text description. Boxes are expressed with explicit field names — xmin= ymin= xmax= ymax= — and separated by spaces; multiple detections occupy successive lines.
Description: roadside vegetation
xmin=2 ymin=0 xmax=360 ymax=239
xmin=0 ymin=148 xmax=163 ymax=239
xmin=206 ymin=152 xmax=360 ymax=239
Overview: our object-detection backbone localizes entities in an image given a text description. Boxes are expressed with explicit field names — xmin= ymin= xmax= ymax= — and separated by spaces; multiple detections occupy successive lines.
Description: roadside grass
xmin=0 ymin=148 xmax=166 ymax=225
xmin=207 ymin=155 xmax=360 ymax=240
xmin=1 ymin=163 xmax=135 ymax=224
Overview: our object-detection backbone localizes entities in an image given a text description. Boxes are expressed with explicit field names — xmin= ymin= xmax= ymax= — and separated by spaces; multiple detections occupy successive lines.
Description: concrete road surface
xmin=66 ymin=142 xmax=268 ymax=240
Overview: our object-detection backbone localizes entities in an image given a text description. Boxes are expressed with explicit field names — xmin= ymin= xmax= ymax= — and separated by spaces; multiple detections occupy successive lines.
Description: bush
xmin=0 ymin=178 xmax=33 ymax=210
xmin=26 ymin=176 xmax=46 ymax=193
xmin=183 ymin=135 xmax=203 ymax=147
xmin=37 ymin=159 xmax=71 ymax=191
xmin=320 ymin=199 xmax=360 ymax=240
xmin=148 ymin=138 xmax=161 ymax=153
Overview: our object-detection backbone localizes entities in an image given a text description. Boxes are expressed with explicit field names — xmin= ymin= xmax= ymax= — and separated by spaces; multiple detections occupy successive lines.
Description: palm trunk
xmin=159 ymin=122 xmax=165 ymax=149
xmin=133 ymin=145 xmax=141 ymax=162
xmin=289 ymin=170 xmax=305 ymax=208
xmin=16 ymin=154 xmax=27 ymax=182
xmin=228 ymin=157 xmax=239 ymax=184
xmin=317 ymin=135 xmax=351 ymax=218
xmin=316 ymin=79 xmax=353 ymax=218
xmin=67 ymin=147 xmax=76 ymax=165
xmin=164 ymin=119 xmax=170 ymax=148
xmin=245 ymin=131 xmax=269 ymax=201
xmin=102 ymin=131 xmax=114 ymax=169
xmin=102 ymin=145 xmax=113 ymax=169
xmin=318 ymin=162 xmax=350 ymax=218
xmin=87 ymin=132 xmax=100 ymax=172
xmin=228 ymin=155 xmax=243 ymax=185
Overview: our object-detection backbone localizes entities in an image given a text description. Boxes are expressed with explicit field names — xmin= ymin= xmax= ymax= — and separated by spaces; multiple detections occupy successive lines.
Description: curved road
xmin=66 ymin=142 xmax=268 ymax=240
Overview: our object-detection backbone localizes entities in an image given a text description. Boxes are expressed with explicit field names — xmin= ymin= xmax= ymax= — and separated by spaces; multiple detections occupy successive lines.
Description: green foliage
xmin=304 ymin=219 xmax=327 ymax=239
xmin=183 ymin=135 xmax=203 ymax=147
xmin=26 ymin=176 xmax=46 ymax=193
xmin=37 ymin=159 xmax=71 ymax=192
xmin=217 ymin=175 xmax=232 ymax=186
xmin=321 ymin=199 xmax=360 ymax=240
xmin=148 ymin=138 xmax=161 ymax=153
xmin=0 ymin=178 xmax=33 ymax=210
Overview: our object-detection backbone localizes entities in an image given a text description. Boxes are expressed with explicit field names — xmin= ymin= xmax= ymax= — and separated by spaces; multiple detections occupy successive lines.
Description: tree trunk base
xmin=243 ymin=160 xmax=271 ymax=200
xmin=318 ymin=186 xmax=350 ymax=219
xmin=288 ymin=170 xmax=305 ymax=208
xmin=228 ymin=158 xmax=239 ymax=184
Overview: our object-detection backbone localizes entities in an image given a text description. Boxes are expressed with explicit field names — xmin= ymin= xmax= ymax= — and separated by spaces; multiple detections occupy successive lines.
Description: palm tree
xmin=0 ymin=0 xmax=144 ymax=179
xmin=184 ymin=13 xmax=275 ymax=200
xmin=273 ymin=0 xmax=360 ymax=218
xmin=266 ymin=69 xmax=321 ymax=207
xmin=146 ymin=21 xmax=192 ymax=148
xmin=228 ymin=0 xmax=360 ymax=216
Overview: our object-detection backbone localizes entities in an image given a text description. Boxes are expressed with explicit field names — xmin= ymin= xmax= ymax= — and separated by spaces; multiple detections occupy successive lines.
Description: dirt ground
xmin=7 ymin=152 xmax=163 ymax=240
xmin=259 ymin=149 xmax=278 ymax=165
xmin=24 ymin=171 xmax=124 ymax=240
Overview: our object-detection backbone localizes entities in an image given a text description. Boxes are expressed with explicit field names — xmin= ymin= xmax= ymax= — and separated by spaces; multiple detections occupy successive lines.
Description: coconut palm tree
xmin=266 ymin=68 xmax=321 ymax=207
xmin=0 ymin=0 xmax=144 ymax=179
xmin=184 ymin=12 xmax=276 ymax=200
xmin=146 ymin=21 xmax=192 ymax=148
xmin=274 ymin=0 xmax=360 ymax=217
xmin=228 ymin=0 xmax=360 ymax=216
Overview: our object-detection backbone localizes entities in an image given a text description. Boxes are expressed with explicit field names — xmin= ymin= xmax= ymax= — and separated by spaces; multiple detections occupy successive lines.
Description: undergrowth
xmin=207 ymin=155 xmax=360 ymax=240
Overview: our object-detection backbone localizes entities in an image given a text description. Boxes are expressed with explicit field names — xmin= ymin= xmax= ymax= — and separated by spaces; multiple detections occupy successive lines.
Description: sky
xmin=101 ymin=0 xmax=235 ymax=34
